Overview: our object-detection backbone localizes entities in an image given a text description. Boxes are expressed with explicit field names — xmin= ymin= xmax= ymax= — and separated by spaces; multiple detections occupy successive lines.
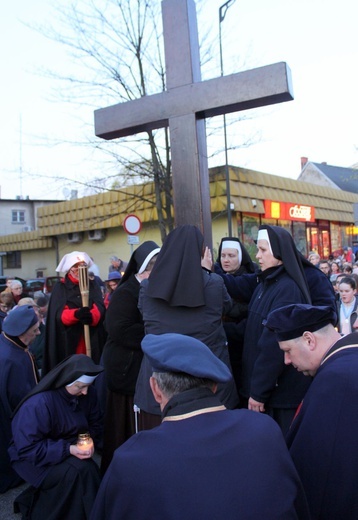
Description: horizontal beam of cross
xmin=94 ymin=62 xmax=293 ymax=140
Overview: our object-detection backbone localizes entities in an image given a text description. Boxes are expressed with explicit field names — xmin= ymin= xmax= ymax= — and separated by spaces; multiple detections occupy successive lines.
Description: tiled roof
xmin=311 ymin=163 xmax=358 ymax=193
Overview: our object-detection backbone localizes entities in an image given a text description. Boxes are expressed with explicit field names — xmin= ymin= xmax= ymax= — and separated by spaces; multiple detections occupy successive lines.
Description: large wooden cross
xmin=94 ymin=0 xmax=293 ymax=245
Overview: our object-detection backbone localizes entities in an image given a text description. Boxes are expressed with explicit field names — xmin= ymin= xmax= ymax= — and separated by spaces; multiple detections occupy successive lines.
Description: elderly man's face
xmin=20 ymin=321 xmax=41 ymax=346
xmin=279 ymin=335 xmax=318 ymax=377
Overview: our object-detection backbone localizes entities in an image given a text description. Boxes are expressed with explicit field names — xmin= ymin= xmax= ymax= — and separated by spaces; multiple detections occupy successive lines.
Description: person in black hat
xmin=91 ymin=333 xmax=310 ymax=520
xmin=9 ymin=354 xmax=103 ymax=520
xmin=0 ymin=305 xmax=40 ymax=493
xmin=100 ymin=240 xmax=160 ymax=474
xmin=264 ymin=303 xmax=358 ymax=519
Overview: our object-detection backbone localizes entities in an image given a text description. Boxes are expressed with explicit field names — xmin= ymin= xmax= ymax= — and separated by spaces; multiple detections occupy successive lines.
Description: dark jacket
xmin=214 ymin=261 xmax=258 ymax=323
xmin=219 ymin=266 xmax=312 ymax=408
xmin=287 ymin=333 xmax=358 ymax=519
xmin=0 ymin=333 xmax=38 ymax=492
xmin=102 ymin=274 xmax=144 ymax=395
xmin=91 ymin=388 xmax=310 ymax=520
xmin=0 ymin=310 xmax=7 ymax=332
xmin=302 ymin=262 xmax=337 ymax=323
xmin=135 ymin=270 xmax=238 ymax=414
xmin=9 ymin=385 xmax=102 ymax=488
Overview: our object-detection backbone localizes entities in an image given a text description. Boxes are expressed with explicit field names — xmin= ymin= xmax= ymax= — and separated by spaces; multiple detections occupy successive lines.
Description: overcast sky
xmin=1 ymin=0 xmax=357 ymax=200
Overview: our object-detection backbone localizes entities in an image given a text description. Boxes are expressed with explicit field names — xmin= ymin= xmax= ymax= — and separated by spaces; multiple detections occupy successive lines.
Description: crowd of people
xmin=1 ymin=228 xmax=358 ymax=519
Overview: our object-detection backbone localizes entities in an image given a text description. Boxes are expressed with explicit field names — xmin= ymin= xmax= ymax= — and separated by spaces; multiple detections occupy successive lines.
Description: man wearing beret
xmin=0 ymin=305 xmax=40 ymax=493
xmin=265 ymin=303 xmax=358 ymax=519
xmin=91 ymin=333 xmax=310 ymax=520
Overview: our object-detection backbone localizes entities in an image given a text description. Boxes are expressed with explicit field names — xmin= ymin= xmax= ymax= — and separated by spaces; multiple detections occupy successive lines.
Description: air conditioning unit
xmin=23 ymin=225 xmax=34 ymax=232
xmin=67 ymin=232 xmax=83 ymax=243
xmin=88 ymin=229 xmax=105 ymax=241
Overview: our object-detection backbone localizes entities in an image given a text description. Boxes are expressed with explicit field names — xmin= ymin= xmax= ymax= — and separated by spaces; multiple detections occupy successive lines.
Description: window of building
xmin=12 ymin=210 xmax=25 ymax=224
xmin=5 ymin=252 xmax=22 ymax=269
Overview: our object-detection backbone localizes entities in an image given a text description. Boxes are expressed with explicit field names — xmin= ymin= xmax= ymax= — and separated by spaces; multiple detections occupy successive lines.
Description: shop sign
xmin=346 ymin=226 xmax=358 ymax=235
xmin=264 ymin=200 xmax=315 ymax=222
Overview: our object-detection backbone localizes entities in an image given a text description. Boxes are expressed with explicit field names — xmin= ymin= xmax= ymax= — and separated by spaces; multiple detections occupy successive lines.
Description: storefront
xmin=235 ymin=199 xmax=354 ymax=260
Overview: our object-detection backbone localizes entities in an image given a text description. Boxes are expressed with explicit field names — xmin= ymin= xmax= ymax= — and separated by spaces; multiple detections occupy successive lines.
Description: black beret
xmin=263 ymin=304 xmax=336 ymax=341
xmin=141 ymin=333 xmax=232 ymax=383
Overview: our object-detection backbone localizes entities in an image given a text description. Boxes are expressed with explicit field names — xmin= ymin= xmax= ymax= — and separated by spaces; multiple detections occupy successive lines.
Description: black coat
xmin=0 ymin=333 xmax=38 ymax=492
xmin=220 ymin=266 xmax=312 ymax=408
xmin=102 ymin=274 xmax=144 ymax=395
xmin=134 ymin=271 xmax=238 ymax=414
xmin=43 ymin=277 xmax=106 ymax=375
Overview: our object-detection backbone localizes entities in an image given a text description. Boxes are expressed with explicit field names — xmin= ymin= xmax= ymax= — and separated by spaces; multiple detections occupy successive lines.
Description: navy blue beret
xmin=264 ymin=304 xmax=336 ymax=341
xmin=142 ymin=333 xmax=232 ymax=383
xmin=2 ymin=305 xmax=39 ymax=336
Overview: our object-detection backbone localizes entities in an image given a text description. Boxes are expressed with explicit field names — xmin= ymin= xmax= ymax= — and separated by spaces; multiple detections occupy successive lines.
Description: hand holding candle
xmin=71 ymin=432 xmax=94 ymax=459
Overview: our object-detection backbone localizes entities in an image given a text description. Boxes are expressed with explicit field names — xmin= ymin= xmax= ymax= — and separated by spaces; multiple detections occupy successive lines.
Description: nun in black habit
xmin=9 ymin=354 xmax=103 ymax=520
xmin=134 ymin=225 xmax=238 ymax=429
xmin=208 ymin=224 xmax=335 ymax=434
xmin=100 ymin=240 xmax=160 ymax=474
xmin=215 ymin=237 xmax=258 ymax=394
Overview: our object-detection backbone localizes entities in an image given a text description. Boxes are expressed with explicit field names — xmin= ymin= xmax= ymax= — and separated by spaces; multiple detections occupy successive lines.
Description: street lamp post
xmin=219 ymin=0 xmax=236 ymax=236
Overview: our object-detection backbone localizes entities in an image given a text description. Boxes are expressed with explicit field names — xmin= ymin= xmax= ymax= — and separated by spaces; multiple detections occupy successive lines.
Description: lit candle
xmin=76 ymin=433 xmax=94 ymax=451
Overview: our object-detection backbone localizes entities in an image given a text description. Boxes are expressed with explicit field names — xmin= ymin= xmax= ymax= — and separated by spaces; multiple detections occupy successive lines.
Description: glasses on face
xmin=71 ymin=262 xmax=87 ymax=270
xmin=70 ymin=263 xmax=88 ymax=275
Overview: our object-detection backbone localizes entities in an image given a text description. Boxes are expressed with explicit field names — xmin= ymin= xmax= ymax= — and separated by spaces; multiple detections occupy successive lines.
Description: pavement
xmin=0 ymin=482 xmax=27 ymax=520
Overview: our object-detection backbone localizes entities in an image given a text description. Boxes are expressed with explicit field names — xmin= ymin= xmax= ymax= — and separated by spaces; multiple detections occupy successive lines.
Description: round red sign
xmin=123 ymin=214 xmax=142 ymax=235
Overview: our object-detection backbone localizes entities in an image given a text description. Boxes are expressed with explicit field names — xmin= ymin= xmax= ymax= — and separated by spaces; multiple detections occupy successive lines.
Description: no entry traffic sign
xmin=123 ymin=214 xmax=142 ymax=235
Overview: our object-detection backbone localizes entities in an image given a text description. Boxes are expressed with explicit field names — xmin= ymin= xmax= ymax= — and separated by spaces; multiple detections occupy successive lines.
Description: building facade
xmin=0 ymin=166 xmax=357 ymax=279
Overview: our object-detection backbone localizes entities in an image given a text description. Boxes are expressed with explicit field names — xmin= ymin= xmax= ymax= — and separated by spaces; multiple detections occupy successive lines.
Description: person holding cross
xmin=134 ymin=225 xmax=238 ymax=430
